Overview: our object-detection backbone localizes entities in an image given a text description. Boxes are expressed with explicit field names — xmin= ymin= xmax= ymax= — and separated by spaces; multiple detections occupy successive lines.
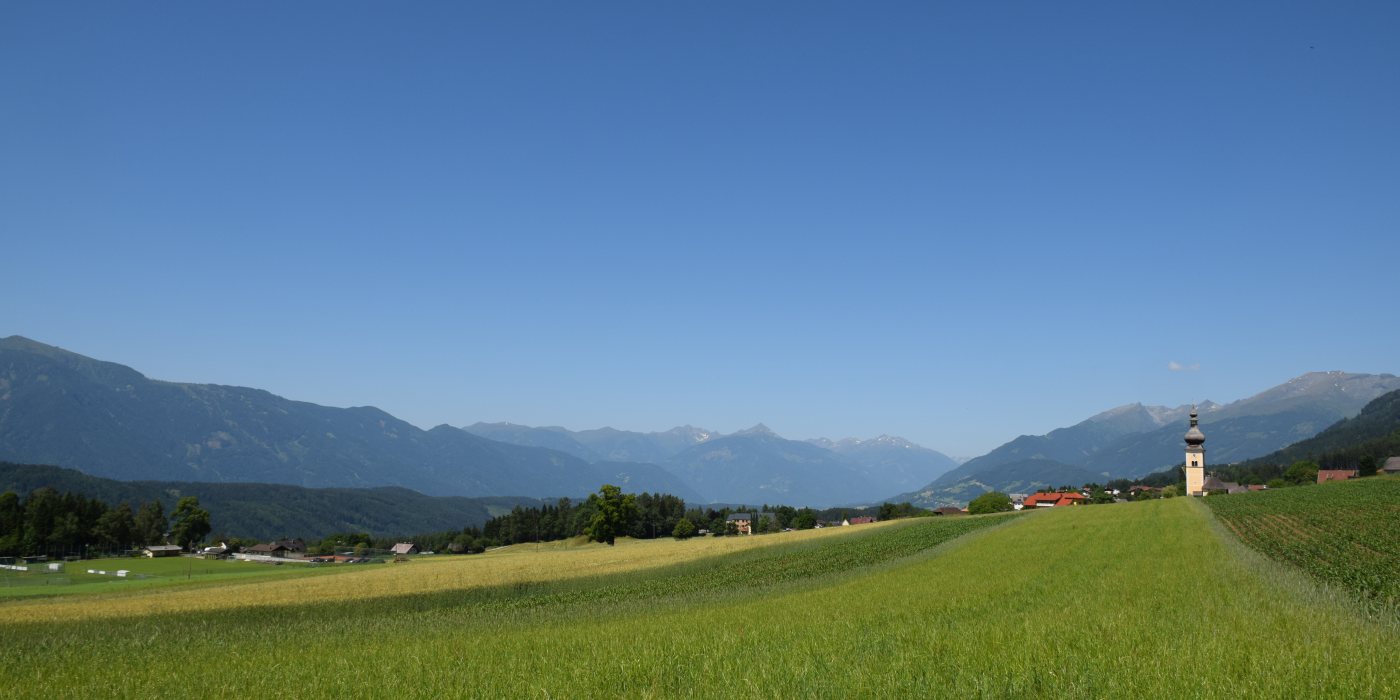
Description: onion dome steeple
xmin=1184 ymin=406 xmax=1206 ymax=447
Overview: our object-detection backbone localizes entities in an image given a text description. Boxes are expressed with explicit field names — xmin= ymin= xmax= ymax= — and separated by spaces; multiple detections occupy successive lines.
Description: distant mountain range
xmin=464 ymin=421 xmax=959 ymax=505
xmin=892 ymin=371 xmax=1400 ymax=507
xmin=0 ymin=336 xmax=696 ymax=502
xmin=462 ymin=422 xmax=717 ymax=465
xmin=4 ymin=335 xmax=1392 ymax=509
xmin=0 ymin=336 xmax=953 ymax=507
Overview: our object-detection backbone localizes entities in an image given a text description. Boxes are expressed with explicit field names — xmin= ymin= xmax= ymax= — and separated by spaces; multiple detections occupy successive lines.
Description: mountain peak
xmin=2 ymin=335 xmax=78 ymax=358
xmin=0 ymin=335 xmax=148 ymax=387
xmin=870 ymin=434 xmax=916 ymax=448
xmin=663 ymin=425 xmax=717 ymax=443
xmin=735 ymin=423 xmax=777 ymax=437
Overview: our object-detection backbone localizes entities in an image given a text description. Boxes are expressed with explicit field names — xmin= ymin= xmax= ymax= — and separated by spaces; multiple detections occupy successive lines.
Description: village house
xmin=1317 ymin=469 xmax=1358 ymax=484
xmin=725 ymin=512 xmax=778 ymax=535
xmin=1378 ymin=457 xmax=1400 ymax=475
xmin=932 ymin=506 xmax=964 ymax=516
xmin=1022 ymin=492 xmax=1086 ymax=508
xmin=389 ymin=543 xmax=419 ymax=556
xmin=274 ymin=538 xmax=307 ymax=554
xmin=847 ymin=516 xmax=877 ymax=525
xmin=141 ymin=545 xmax=182 ymax=558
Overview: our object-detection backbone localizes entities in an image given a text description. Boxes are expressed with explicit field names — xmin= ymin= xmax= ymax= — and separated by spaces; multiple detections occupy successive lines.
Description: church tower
xmin=1184 ymin=406 xmax=1206 ymax=496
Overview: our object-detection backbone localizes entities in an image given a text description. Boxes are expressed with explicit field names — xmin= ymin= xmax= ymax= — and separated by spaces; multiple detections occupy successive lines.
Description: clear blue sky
xmin=3 ymin=2 xmax=1397 ymax=457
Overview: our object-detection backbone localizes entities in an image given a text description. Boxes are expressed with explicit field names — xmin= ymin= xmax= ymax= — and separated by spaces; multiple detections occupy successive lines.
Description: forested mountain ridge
xmin=1229 ymin=387 xmax=1400 ymax=472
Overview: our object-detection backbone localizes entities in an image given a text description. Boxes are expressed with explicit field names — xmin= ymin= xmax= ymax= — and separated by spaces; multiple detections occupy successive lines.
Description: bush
xmin=967 ymin=492 xmax=1013 ymax=514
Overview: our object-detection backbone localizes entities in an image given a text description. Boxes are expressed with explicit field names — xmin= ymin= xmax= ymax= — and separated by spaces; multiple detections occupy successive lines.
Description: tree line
xmin=379 ymin=487 xmax=933 ymax=554
xmin=2 ymin=481 xmax=932 ymax=559
xmin=0 ymin=488 xmax=211 ymax=559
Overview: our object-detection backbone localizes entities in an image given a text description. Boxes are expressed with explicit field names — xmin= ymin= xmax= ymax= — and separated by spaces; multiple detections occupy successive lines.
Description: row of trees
xmin=0 ymin=488 xmax=211 ymax=558
xmin=387 ymin=487 xmax=933 ymax=554
xmin=2 ymin=481 xmax=934 ymax=559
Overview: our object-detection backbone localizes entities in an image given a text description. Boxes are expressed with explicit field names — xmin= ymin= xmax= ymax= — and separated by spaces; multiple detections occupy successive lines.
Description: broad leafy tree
xmin=585 ymin=484 xmax=638 ymax=546
xmin=170 ymin=496 xmax=212 ymax=549
xmin=133 ymin=500 xmax=168 ymax=545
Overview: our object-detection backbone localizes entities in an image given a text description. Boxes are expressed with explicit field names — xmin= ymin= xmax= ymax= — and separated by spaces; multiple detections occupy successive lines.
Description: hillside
xmin=891 ymin=458 xmax=1103 ymax=507
xmin=0 ymin=336 xmax=692 ymax=500
xmin=460 ymin=422 xmax=605 ymax=462
xmin=1229 ymin=387 xmax=1400 ymax=472
xmin=0 ymin=462 xmax=538 ymax=540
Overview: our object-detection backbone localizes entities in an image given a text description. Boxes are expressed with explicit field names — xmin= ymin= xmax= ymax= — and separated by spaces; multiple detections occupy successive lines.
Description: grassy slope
xmin=2 ymin=503 xmax=1396 ymax=698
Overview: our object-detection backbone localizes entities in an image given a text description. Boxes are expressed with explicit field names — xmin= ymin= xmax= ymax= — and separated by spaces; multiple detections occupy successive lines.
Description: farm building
xmin=1317 ymin=469 xmax=1358 ymax=484
xmin=389 ymin=543 xmax=419 ymax=556
xmin=1378 ymin=457 xmax=1400 ymax=475
xmin=245 ymin=543 xmax=291 ymax=558
xmin=1200 ymin=475 xmax=1248 ymax=494
xmin=142 ymin=545 xmax=182 ymax=558
xmin=274 ymin=538 xmax=307 ymax=554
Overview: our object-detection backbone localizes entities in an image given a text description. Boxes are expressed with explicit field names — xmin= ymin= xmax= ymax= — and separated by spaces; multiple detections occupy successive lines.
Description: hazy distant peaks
xmin=663 ymin=425 xmax=717 ymax=442
xmin=806 ymin=434 xmax=919 ymax=449
xmin=734 ymin=423 xmax=777 ymax=437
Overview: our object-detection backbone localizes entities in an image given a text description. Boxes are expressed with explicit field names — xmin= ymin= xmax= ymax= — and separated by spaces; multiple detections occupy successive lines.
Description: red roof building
xmin=1023 ymin=492 xmax=1086 ymax=508
xmin=1317 ymin=469 xmax=1358 ymax=484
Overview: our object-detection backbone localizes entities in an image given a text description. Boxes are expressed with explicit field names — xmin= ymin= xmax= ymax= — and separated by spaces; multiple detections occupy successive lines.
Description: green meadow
xmin=2 ymin=499 xmax=1396 ymax=698
xmin=0 ymin=554 xmax=342 ymax=599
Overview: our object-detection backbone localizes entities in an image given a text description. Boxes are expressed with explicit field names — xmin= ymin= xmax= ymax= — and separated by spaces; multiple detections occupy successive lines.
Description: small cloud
xmin=1168 ymin=361 xmax=1200 ymax=372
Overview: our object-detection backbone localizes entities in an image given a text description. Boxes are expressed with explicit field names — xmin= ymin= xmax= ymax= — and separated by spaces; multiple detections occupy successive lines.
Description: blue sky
xmin=3 ymin=2 xmax=1397 ymax=457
